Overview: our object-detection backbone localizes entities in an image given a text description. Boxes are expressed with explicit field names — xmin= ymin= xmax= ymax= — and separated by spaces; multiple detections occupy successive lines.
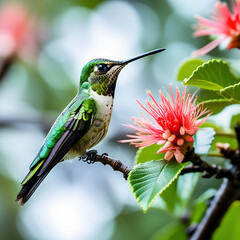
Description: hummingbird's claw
xmin=101 ymin=152 xmax=108 ymax=158
xmin=81 ymin=150 xmax=98 ymax=164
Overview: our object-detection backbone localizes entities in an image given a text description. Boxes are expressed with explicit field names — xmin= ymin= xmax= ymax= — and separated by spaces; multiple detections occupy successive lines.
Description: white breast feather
xmin=65 ymin=90 xmax=114 ymax=159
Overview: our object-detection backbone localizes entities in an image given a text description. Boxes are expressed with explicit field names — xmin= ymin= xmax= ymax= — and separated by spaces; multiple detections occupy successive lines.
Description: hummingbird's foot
xmin=101 ymin=152 xmax=108 ymax=158
xmin=81 ymin=150 xmax=98 ymax=164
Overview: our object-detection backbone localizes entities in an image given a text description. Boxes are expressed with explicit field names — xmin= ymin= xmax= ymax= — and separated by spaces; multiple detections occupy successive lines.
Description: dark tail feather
xmin=15 ymin=171 xmax=50 ymax=205
xmin=15 ymin=127 xmax=82 ymax=205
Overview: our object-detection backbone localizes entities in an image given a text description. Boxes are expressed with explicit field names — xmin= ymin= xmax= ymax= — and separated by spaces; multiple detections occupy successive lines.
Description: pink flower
xmin=0 ymin=3 xmax=39 ymax=60
xmin=120 ymin=85 xmax=211 ymax=163
xmin=193 ymin=0 xmax=240 ymax=56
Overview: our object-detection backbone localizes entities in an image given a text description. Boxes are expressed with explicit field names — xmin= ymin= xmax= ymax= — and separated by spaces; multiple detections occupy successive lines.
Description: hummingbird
xmin=16 ymin=48 xmax=166 ymax=205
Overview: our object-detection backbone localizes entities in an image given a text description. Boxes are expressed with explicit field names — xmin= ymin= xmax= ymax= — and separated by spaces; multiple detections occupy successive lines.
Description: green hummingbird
xmin=16 ymin=48 xmax=165 ymax=205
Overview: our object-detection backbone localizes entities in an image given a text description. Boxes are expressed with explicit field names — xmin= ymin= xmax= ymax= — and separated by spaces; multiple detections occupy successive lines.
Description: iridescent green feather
xmin=21 ymin=160 xmax=44 ymax=185
xmin=29 ymin=86 xmax=94 ymax=171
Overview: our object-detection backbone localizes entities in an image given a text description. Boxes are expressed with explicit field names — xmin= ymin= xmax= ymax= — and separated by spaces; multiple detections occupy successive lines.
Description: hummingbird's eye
xmin=97 ymin=64 xmax=108 ymax=72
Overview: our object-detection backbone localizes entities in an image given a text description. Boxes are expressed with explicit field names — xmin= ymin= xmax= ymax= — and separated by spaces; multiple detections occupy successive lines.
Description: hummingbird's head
xmin=79 ymin=48 xmax=166 ymax=97
xmin=80 ymin=59 xmax=124 ymax=97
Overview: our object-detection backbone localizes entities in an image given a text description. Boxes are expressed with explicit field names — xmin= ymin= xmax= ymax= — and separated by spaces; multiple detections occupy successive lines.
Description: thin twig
xmin=180 ymin=165 xmax=205 ymax=174
xmin=94 ymin=154 xmax=132 ymax=180
xmin=183 ymin=150 xmax=234 ymax=180
xmin=83 ymin=151 xmax=132 ymax=180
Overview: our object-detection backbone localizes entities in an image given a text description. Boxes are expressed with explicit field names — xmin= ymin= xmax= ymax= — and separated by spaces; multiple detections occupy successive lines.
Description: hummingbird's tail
xmin=15 ymin=170 xmax=50 ymax=205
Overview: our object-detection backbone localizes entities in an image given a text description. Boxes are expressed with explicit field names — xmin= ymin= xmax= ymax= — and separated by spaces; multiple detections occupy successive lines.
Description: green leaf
xmin=135 ymin=143 xmax=165 ymax=164
xmin=220 ymin=82 xmax=240 ymax=102
xmin=161 ymin=173 xmax=200 ymax=217
xmin=128 ymin=159 xmax=187 ymax=212
xmin=159 ymin=179 xmax=178 ymax=212
xmin=202 ymin=98 xmax=235 ymax=114
xmin=193 ymin=127 xmax=215 ymax=155
xmin=178 ymin=58 xmax=240 ymax=114
xmin=160 ymin=172 xmax=200 ymax=215
xmin=176 ymin=173 xmax=200 ymax=210
xmin=213 ymin=201 xmax=240 ymax=240
xmin=187 ymin=87 xmax=233 ymax=115
xmin=191 ymin=87 xmax=223 ymax=102
xmin=231 ymin=113 xmax=240 ymax=128
xmin=191 ymin=189 xmax=216 ymax=224
xmin=177 ymin=58 xmax=205 ymax=81
xmin=184 ymin=59 xmax=239 ymax=91
xmin=151 ymin=221 xmax=187 ymax=240
xmin=111 ymin=207 xmax=178 ymax=240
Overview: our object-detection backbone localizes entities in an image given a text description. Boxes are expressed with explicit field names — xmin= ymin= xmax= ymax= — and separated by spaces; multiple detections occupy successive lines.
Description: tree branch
xmin=190 ymin=178 xmax=240 ymax=240
xmin=84 ymin=147 xmax=238 ymax=182
xmin=189 ymin=125 xmax=240 ymax=240
xmin=181 ymin=151 xmax=233 ymax=180
xmin=82 ymin=151 xmax=132 ymax=180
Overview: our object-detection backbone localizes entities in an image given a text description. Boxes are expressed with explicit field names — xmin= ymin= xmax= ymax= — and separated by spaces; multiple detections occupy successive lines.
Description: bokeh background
xmin=0 ymin=0 xmax=238 ymax=240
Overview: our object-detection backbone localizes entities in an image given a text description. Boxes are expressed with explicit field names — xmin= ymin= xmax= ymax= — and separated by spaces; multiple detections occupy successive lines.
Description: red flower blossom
xmin=193 ymin=0 xmax=240 ymax=56
xmin=120 ymin=85 xmax=211 ymax=163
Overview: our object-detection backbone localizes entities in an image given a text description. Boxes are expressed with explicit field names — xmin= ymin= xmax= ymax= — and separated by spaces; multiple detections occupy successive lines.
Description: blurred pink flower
xmin=0 ymin=3 xmax=38 ymax=60
xmin=120 ymin=85 xmax=211 ymax=163
xmin=193 ymin=0 xmax=240 ymax=56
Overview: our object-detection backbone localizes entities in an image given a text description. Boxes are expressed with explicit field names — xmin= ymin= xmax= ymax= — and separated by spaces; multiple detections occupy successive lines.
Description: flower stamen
xmin=168 ymin=134 xmax=176 ymax=142
xmin=193 ymin=0 xmax=240 ymax=56
xmin=162 ymin=130 xmax=171 ymax=139
xmin=177 ymin=138 xmax=184 ymax=146
xmin=120 ymin=85 xmax=211 ymax=163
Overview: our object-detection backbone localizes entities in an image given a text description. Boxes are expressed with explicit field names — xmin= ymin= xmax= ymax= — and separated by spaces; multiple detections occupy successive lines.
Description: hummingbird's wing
xmin=16 ymin=93 xmax=97 ymax=205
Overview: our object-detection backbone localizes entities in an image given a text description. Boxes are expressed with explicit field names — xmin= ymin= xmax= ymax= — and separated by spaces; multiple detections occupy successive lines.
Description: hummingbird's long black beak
xmin=121 ymin=48 xmax=165 ymax=65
